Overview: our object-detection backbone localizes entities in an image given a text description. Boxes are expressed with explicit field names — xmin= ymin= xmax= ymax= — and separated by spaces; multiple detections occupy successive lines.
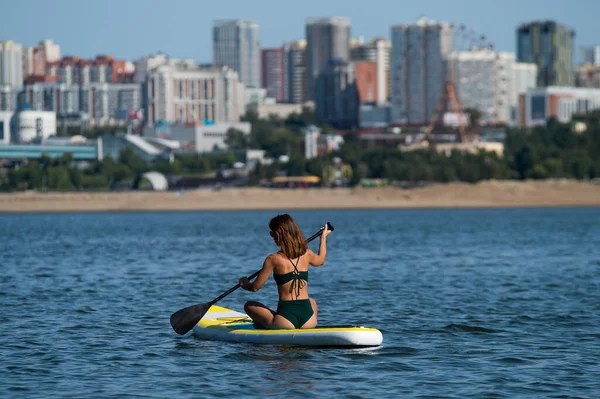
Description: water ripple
xmin=1 ymin=208 xmax=599 ymax=398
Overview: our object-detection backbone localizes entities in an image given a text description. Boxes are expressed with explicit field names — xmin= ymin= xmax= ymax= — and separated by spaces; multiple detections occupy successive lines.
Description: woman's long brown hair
xmin=269 ymin=214 xmax=307 ymax=259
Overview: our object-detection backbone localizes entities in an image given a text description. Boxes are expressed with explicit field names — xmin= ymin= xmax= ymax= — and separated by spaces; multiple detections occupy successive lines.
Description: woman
xmin=239 ymin=214 xmax=331 ymax=329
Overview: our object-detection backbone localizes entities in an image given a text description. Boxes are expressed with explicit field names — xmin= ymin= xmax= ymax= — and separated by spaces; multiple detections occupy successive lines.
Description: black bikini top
xmin=273 ymin=256 xmax=308 ymax=299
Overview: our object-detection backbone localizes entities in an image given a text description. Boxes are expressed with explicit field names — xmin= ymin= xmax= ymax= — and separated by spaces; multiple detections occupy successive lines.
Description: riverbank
xmin=1 ymin=180 xmax=600 ymax=213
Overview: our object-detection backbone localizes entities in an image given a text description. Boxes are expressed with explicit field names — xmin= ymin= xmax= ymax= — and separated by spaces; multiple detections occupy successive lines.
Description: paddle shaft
xmin=208 ymin=222 xmax=333 ymax=306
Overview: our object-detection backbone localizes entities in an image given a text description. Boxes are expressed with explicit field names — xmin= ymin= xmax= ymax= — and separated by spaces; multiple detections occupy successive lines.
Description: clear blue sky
xmin=2 ymin=0 xmax=597 ymax=63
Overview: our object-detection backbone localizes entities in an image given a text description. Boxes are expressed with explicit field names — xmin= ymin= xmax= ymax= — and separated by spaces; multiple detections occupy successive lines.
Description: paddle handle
xmin=212 ymin=222 xmax=334 ymax=304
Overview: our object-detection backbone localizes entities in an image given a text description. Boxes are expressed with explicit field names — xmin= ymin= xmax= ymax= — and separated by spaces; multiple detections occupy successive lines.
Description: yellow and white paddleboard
xmin=193 ymin=306 xmax=383 ymax=347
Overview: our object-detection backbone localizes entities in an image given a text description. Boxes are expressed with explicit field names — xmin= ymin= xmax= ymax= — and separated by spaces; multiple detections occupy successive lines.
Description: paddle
xmin=170 ymin=222 xmax=334 ymax=335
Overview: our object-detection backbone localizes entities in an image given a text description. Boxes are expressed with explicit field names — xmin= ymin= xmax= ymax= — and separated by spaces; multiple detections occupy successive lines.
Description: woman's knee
xmin=244 ymin=300 xmax=266 ymax=314
xmin=244 ymin=301 xmax=258 ymax=313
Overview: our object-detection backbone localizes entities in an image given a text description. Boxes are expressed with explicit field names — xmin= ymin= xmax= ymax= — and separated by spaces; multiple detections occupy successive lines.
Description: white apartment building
xmin=145 ymin=62 xmax=244 ymax=125
xmin=0 ymin=41 xmax=24 ymax=89
xmin=512 ymin=62 xmax=538 ymax=122
xmin=448 ymin=49 xmax=514 ymax=124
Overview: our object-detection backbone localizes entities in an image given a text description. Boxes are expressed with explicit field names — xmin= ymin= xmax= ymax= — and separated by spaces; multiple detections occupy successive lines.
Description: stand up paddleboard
xmin=192 ymin=305 xmax=383 ymax=347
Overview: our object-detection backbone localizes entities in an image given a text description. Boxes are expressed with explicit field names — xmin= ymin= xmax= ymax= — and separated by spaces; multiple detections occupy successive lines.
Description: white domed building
xmin=12 ymin=110 xmax=56 ymax=143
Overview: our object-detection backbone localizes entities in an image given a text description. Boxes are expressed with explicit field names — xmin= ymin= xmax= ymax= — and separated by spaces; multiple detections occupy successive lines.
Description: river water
xmin=2 ymin=208 xmax=599 ymax=398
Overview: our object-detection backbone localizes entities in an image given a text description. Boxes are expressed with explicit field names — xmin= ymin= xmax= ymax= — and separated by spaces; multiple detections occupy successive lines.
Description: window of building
xmin=531 ymin=95 xmax=546 ymax=120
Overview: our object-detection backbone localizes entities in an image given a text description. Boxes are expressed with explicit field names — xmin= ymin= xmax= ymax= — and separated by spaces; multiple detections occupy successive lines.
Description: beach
xmin=1 ymin=179 xmax=600 ymax=212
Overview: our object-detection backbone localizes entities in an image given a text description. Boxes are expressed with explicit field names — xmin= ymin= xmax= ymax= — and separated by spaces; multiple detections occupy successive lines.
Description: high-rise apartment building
xmin=213 ymin=20 xmax=260 ymax=88
xmin=18 ymin=82 xmax=141 ymax=122
xmin=46 ymin=55 xmax=129 ymax=85
xmin=305 ymin=17 xmax=351 ymax=101
xmin=0 ymin=41 xmax=24 ymax=89
xmin=315 ymin=61 xmax=377 ymax=128
xmin=283 ymin=40 xmax=307 ymax=104
xmin=22 ymin=47 xmax=46 ymax=78
xmin=261 ymin=48 xmax=285 ymax=102
xmin=145 ymin=62 xmax=244 ymax=125
xmin=517 ymin=21 xmax=574 ymax=86
xmin=391 ymin=17 xmax=453 ymax=125
xmin=350 ymin=37 xmax=391 ymax=104
xmin=512 ymin=62 xmax=538 ymax=121
xmin=448 ymin=50 xmax=515 ymax=124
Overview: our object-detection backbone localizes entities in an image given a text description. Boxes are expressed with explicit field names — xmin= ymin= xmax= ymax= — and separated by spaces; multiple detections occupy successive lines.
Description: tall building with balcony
xmin=213 ymin=20 xmax=260 ymax=88
xmin=283 ymin=40 xmax=307 ymax=104
xmin=46 ymin=55 xmax=130 ymax=85
xmin=0 ymin=41 xmax=24 ymax=89
xmin=144 ymin=61 xmax=244 ymax=125
xmin=517 ymin=21 xmax=574 ymax=87
xmin=80 ymin=83 xmax=141 ymax=122
xmin=448 ymin=50 xmax=515 ymax=124
xmin=19 ymin=83 xmax=79 ymax=115
xmin=261 ymin=48 xmax=285 ymax=102
xmin=305 ymin=17 xmax=351 ymax=101
xmin=18 ymin=82 xmax=141 ymax=125
xmin=350 ymin=37 xmax=391 ymax=104
xmin=391 ymin=17 xmax=453 ymax=125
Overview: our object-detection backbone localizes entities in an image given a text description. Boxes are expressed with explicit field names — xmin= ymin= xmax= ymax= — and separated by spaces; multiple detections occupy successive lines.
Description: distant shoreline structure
xmin=1 ymin=180 xmax=600 ymax=213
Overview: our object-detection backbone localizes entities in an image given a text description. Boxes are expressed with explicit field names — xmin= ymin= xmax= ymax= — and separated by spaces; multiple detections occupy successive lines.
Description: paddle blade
xmin=170 ymin=302 xmax=213 ymax=335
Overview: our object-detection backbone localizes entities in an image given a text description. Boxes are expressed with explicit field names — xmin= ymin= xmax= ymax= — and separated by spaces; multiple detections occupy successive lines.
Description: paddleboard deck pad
xmin=192 ymin=305 xmax=383 ymax=347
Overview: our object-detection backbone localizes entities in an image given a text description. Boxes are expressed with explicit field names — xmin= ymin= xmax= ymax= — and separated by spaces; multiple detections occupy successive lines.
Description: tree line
xmin=1 ymin=109 xmax=599 ymax=191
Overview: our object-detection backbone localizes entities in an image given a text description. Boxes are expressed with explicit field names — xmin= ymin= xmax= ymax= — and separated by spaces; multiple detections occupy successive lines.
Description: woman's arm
xmin=239 ymin=255 xmax=275 ymax=292
xmin=308 ymin=230 xmax=329 ymax=266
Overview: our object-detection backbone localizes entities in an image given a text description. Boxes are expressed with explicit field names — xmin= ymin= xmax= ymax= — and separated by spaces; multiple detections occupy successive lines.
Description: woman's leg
xmin=244 ymin=301 xmax=295 ymax=329
xmin=300 ymin=298 xmax=318 ymax=329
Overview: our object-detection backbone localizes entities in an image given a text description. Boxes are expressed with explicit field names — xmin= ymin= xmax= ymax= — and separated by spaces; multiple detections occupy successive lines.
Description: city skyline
xmin=2 ymin=0 xmax=598 ymax=63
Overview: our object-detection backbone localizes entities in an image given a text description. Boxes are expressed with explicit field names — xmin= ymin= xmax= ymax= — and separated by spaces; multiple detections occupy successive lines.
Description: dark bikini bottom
xmin=277 ymin=299 xmax=314 ymax=329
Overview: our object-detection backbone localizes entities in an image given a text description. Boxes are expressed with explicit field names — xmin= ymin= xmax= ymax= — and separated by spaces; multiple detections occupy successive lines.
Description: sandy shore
xmin=1 ymin=180 xmax=600 ymax=213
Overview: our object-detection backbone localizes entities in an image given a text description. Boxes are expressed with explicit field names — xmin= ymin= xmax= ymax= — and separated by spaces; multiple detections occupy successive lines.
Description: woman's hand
xmin=321 ymin=224 xmax=332 ymax=238
xmin=239 ymin=277 xmax=250 ymax=290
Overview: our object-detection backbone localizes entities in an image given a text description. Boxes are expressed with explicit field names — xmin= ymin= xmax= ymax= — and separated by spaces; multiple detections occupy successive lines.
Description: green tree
xmin=514 ymin=146 xmax=534 ymax=179
xmin=47 ymin=166 xmax=72 ymax=190
xmin=118 ymin=147 xmax=148 ymax=175
xmin=225 ymin=128 xmax=250 ymax=150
